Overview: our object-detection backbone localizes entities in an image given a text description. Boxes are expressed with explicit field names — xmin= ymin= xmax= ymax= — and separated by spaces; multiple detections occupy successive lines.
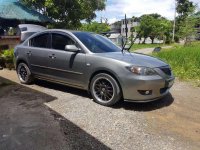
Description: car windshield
xmin=73 ymin=32 xmax=121 ymax=53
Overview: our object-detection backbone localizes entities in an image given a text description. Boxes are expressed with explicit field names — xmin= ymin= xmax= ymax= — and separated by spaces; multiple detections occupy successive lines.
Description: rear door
xmin=28 ymin=33 xmax=51 ymax=77
xmin=47 ymin=32 xmax=86 ymax=87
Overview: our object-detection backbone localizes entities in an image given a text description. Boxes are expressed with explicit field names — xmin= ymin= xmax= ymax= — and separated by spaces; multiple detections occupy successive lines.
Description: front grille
xmin=160 ymin=67 xmax=172 ymax=76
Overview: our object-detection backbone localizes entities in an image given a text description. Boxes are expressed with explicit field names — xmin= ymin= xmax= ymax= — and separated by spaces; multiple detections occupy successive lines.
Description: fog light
xmin=145 ymin=91 xmax=150 ymax=95
xmin=138 ymin=90 xmax=152 ymax=95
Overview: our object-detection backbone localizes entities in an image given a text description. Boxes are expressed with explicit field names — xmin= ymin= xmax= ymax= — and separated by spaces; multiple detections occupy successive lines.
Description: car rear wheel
xmin=90 ymin=73 xmax=122 ymax=106
xmin=17 ymin=62 xmax=33 ymax=84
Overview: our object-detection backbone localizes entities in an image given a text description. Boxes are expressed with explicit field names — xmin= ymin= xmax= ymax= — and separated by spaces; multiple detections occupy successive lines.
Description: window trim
xmin=49 ymin=31 xmax=84 ymax=53
xmin=28 ymin=32 xmax=51 ymax=49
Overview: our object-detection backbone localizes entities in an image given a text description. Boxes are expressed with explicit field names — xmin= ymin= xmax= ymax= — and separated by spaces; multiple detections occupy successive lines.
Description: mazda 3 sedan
xmin=14 ymin=29 xmax=175 ymax=106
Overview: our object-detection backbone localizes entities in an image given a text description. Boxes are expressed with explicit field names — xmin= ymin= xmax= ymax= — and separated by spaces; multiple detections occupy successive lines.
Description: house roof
xmin=0 ymin=0 xmax=53 ymax=23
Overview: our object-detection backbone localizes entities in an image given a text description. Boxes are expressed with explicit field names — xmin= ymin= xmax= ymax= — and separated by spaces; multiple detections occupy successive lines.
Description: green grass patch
xmin=153 ymin=42 xmax=200 ymax=86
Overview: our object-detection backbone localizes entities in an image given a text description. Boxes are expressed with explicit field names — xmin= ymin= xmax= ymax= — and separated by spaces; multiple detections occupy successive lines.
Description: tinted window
xmin=52 ymin=33 xmax=75 ymax=50
xmin=73 ymin=32 xmax=121 ymax=53
xmin=30 ymin=33 xmax=49 ymax=48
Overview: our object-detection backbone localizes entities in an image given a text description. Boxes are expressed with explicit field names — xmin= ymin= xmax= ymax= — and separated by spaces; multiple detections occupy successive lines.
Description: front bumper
xmin=121 ymin=74 xmax=175 ymax=102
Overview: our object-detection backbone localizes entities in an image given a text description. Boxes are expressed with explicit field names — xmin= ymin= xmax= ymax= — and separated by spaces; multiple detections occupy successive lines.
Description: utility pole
xmin=172 ymin=0 xmax=177 ymax=42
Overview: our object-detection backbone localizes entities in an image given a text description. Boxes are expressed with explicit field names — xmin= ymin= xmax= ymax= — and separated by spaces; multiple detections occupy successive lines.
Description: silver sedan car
xmin=14 ymin=29 xmax=175 ymax=106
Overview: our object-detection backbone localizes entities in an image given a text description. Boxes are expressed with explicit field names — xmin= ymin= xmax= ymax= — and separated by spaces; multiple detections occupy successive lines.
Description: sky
xmin=95 ymin=0 xmax=200 ymax=24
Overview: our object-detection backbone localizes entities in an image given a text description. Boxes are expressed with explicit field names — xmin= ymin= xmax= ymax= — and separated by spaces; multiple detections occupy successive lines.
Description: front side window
xmin=73 ymin=32 xmax=121 ymax=53
xmin=52 ymin=33 xmax=75 ymax=50
xmin=29 ymin=33 xmax=49 ymax=48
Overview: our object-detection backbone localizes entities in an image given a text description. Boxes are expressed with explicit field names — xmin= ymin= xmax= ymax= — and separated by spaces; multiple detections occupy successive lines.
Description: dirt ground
xmin=0 ymin=69 xmax=200 ymax=150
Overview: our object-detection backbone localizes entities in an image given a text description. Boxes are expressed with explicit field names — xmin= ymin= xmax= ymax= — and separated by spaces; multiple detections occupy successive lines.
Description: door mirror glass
xmin=65 ymin=45 xmax=80 ymax=52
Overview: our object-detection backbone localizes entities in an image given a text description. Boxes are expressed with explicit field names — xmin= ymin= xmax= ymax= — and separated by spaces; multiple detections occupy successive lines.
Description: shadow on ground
xmin=35 ymin=79 xmax=89 ymax=98
xmin=0 ymin=77 xmax=111 ymax=150
xmin=35 ymin=79 xmax=174 ymax=112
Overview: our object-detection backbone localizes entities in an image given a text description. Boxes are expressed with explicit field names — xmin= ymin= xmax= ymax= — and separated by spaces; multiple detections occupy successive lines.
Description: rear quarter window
xmin=29 ymin=33 xmax=49 ymax=48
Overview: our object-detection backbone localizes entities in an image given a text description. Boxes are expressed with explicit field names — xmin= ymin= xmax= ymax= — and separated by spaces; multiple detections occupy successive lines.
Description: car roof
xmin=43 ymin=29 xmax=93 ymax=34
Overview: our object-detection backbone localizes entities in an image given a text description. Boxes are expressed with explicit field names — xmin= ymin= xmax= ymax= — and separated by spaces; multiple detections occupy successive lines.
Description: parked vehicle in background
xmin=14 ymin=28 xmax=175 ymax=106
xmin=17 ymin=24 xmax=46 ymax=42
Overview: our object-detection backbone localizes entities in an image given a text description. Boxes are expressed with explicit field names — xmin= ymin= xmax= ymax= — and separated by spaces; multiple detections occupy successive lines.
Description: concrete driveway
xmin=0 ymin=69 xmax=200 ymax=150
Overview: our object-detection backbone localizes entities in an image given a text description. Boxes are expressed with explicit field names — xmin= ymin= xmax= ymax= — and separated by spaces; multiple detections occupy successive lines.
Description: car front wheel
xmin=90 ymin=73 xmax=122 ymax=106
xmin=17 ymin=62 xmax=33 ymax=84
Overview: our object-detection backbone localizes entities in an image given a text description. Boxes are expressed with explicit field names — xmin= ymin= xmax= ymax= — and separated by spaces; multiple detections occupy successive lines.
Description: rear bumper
xmin=121 ymin=74 xmax=174 ymax=102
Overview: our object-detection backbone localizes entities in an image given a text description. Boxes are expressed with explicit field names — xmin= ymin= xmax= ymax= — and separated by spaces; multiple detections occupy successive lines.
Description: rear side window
xmin=52 ymin=33 xmax=75 ymax=50
xmin=29 ymin=33 xmax=49 ymax=48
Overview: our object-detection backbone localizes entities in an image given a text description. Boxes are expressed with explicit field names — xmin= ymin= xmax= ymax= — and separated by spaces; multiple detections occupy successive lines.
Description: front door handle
xmin=49 ymin=54 xmax=56 ymax=59
xmin=27 ymin=51 xmax=32 ymax=56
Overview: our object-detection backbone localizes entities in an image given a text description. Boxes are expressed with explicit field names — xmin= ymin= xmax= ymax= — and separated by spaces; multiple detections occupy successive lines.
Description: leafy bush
xmin=153 ymin=42 xmax=200 ymax=86
xmin=0 ymin=49 xmax=15 ymax=69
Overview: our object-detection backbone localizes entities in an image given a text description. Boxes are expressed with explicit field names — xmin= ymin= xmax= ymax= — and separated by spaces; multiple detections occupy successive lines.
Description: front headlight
xmin=127 ymin=66 xmax=158 ymax=76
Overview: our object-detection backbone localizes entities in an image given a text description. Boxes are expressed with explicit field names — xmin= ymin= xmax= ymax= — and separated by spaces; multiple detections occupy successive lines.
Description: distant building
xmin=108 ymin=18 xmax=140 ymax=45
xmin=110 ymin=21 xmax=121 ymax=33
xmin=121 ymin=18 xmax=139 ymax=38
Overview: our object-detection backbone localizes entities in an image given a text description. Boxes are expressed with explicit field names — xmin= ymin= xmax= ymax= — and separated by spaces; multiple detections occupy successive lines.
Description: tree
xmin=151 ymin=18 xmax=172 ymax=44
xmin=137 ymin=14 xmax=172 ymax=44
xmin=176 ymin=0 xmax=196 ymax=20
xmin=79 ymin=22 xmax=110 ymax=33
xmin=137 ymin=15 xmax=153 ymax=43
xmin=176 ymin=0 xmax=197 ymax=44
xmin=21 ymin=0 xmax=106 ymax=29
xmin=178 ymin=17 xmax=197 ymax=44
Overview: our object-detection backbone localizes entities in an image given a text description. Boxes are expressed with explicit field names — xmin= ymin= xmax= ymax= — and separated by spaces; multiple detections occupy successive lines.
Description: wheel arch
xmin=16 ymin=59 xmax=29 ymax=70
xmin=88 ymin=70 xmax=123 ymax=98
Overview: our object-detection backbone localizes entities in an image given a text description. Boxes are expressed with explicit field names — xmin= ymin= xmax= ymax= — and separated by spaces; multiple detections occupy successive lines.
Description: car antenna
xmin=121 ymin=14 xmax=128 ymax=53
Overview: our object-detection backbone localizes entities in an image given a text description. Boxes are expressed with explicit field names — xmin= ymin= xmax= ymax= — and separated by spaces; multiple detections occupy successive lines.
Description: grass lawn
xmin=153 ymin=41 xmax=200 ymax=86
xmin=130 ymin=43 xmax=171 ymax=51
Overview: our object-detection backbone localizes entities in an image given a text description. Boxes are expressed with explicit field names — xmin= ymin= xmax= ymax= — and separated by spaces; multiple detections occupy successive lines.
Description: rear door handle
xmin=27 ymin=51 xmax=32 ymax=56
xmin=49 ymin=54 xmax=56 ymax=59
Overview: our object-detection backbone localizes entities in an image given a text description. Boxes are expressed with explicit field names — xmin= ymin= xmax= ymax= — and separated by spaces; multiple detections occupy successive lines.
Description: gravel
xmin=1 ymin=70 xmax=200 ymax=150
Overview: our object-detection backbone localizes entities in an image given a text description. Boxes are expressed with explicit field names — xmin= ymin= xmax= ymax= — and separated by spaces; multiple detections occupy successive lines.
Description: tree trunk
xmin=142 ymin=38 xmax=146 ymax=44
xmin=139 ymin=37 xmax=141 ymax=44
xmin=151 ymin=38 xmax=154 ymax=44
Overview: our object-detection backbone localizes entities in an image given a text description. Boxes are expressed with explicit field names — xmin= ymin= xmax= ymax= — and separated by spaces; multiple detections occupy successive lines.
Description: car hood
xmin=96 ymin=52 xmax=168 ymax=68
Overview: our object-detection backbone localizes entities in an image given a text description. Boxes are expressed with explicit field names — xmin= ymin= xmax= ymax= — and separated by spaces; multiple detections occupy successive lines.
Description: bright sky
xmin=95 ymin=0 xmax=200 ymax=24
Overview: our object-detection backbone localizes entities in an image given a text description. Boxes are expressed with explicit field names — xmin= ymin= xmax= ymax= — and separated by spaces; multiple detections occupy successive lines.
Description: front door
xmin=47 ymin=32 xmax=86 ymax=87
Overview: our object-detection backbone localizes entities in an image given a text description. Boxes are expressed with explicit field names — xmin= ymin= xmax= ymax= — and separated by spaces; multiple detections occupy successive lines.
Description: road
xmin=134 ymin=46 xmax=172 ymax=54
xmin=0 ymin=69 xmax=200 ymax=150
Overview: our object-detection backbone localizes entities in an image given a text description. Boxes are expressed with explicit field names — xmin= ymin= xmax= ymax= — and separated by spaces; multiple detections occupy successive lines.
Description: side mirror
xmin=65 ymin=45 xmax=80 ymax=52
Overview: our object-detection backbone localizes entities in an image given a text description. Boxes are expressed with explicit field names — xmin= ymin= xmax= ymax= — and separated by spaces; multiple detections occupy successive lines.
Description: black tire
xmin=90 ymin=73 xmax=122 ymax=106
xmin=17 ymin=62 xmax=34 ymax=84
